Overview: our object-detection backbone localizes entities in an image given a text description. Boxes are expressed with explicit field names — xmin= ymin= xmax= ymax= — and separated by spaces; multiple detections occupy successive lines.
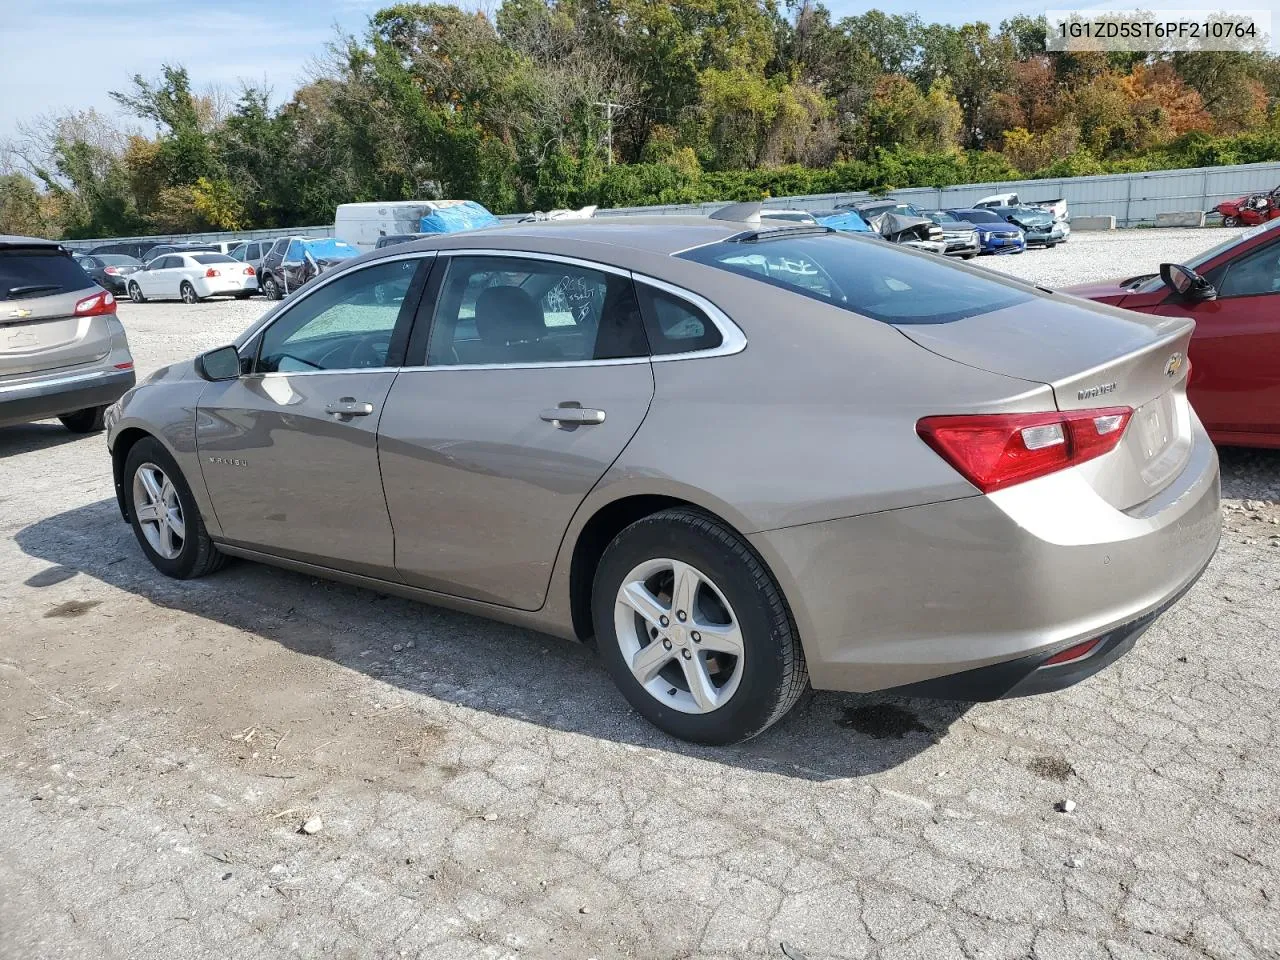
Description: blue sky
xmin=2 ymin=0 xmax=1276 ymax=144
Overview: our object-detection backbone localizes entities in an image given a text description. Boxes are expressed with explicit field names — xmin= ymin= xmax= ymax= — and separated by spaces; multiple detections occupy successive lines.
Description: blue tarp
xmin=418 ymin=201 xmax=500 ymax=234
xmin=289 ymin=238 xmax=359 ymax=261
xmin=815 ymin=210 xmax=872 ymax=233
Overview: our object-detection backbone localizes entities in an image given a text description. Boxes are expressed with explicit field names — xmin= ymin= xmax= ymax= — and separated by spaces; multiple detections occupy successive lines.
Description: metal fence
xmin=56 ymin=160 xmax=1280 ymax=250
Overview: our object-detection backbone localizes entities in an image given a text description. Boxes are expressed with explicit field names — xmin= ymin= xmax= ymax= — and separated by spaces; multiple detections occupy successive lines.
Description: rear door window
xmin=678 ymin=233 xmax=1032 ymax=325
xmin=0 ymin=248 xmax=95 ymax=300
xmin=427 ymin=255 xmax=648 ymax=365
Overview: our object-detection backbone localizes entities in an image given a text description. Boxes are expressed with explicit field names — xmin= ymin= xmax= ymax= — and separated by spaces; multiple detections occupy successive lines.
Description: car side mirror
xmin=195 ymin=345 xmax=242 ymax=381
xmin=1160 ymin=262 xmax=1217 ymax=302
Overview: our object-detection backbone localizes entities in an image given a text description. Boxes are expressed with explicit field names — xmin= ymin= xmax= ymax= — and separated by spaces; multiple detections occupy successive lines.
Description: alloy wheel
xmin=129 ymin=282 xmax=143 ymax=303
xmin=181 ymin=283 xmax=198 ymax=304
xmin=132 ymin=462 xmax=186 ymax=560
xmin=613 ymin=558 xmax=745 ymax=714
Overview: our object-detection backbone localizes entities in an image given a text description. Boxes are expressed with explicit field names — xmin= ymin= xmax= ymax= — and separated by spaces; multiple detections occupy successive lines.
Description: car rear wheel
xmin=58 ymin=406 xmax=105 ymax=433
xmin=592 ymin=508 xmax=807 ymax=745
xmin=180 ymin=281 xmax=200 ymax=304
xmin=124 ymin=437 xmax=226 ymax=579
xmin=128 ymin=281 xmax=145 ymax=303
xmin=263 ymin=275 xmax=281 ymax=300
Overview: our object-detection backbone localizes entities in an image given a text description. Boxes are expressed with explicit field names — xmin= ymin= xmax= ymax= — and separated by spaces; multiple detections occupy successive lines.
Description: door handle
xmin=326 ymin=397 xmax=375 ymax=419
xmin=540 ymin=404 xmax=606 ymax=427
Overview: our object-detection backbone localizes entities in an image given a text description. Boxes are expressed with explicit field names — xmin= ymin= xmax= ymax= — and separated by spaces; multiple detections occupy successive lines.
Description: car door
xmin=137 ymin=256 xmax=169 ymax=296
xmin=1173 ymin=239 xmax=1280 ymax=439
xmin=377 ymin=252 xmax=656 ymax=610
xmin=280 ymin=239 xmax=313 ymax=294
xmin=194 ymin=254 xmax=431 ymax=578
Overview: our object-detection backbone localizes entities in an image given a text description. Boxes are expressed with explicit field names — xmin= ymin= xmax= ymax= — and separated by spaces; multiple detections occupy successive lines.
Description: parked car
xmin=945 ymin=208 xmax=1027 ymax=255
xmin=126 ymin=252 xmax=257 ymax=304
xmin=1033 ymin=198 xmax=1071 ymax=238
xmin=73 ymin=253 xmax=143 ymax=294
xmin=257 ymin=237 xmax=360 ymax=300
xmin=139 ymin=241 xmax=220 ymax=263
xmin=976 ymin=194 xmax=1071 ymax=239
xmin=1068 ymin=217 xmax=1280 ymax=448
xmin=843 ymin=200 xmax=947 ymax=254
xmin=984 ymin=205 xmax=1065 ymax=248
xmin=227 ymin=239 xmax=280 ymax=291
xmin=1213 ymin=187 xmax=1280 ymax=227
xmin=1 ymin=236 xmax=135 ymax=432
xmin=105 ymin=208 xmax=1220 ymax=744
xmin=974 ymin=192 xmax=1021 ymax=208
xmin=923 ymin=211 xmax=980 ymax=259
xmin=88 ymin=240 xmax=155 ymax=260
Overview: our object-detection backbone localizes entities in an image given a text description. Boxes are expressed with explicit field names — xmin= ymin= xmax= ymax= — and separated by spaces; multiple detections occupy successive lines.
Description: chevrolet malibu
xmin=105 ymin=210 xmax=1221 ymax=744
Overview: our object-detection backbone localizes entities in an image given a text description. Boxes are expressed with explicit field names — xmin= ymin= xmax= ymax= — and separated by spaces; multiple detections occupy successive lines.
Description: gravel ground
xmin=3 ymin=228 xmax=1280 ymax=960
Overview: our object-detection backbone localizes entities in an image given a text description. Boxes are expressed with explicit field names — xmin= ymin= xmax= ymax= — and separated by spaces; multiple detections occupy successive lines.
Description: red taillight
xmin=103 ymin=266 xmax=120 ymax=275
xmin=244 ymin=266 xmax=256 ymax=276
xmin=1043 ymin=637 xmax=1101 ymax=666
xmin=205 ymin=268 xmax=221 ymax=278
xmin=917 ymin=406 xmax=1132 ymax=493
xmin=74 ymin=290 xmax=116 ymax=317
xmin=114 ymin=361 xmax=134 ymax=370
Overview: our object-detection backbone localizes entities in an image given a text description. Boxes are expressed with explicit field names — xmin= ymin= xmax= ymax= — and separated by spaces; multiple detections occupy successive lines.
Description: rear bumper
xmin=194 ymin=277 xmax=252 ymax=297
xmin=749 ymin=419 xmax=1221 ymax=694
xmin=882 ymin=557 xmax=1209 ymax=700
xmin=0 ymin=367 xmax=136 ymax=428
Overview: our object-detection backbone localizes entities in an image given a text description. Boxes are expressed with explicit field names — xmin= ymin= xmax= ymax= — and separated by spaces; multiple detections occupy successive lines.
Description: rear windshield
xmin=0 ymin=248 xmax=95 ymax=301
xmin=98 ymin=254 xmax=140 ymax=265
xmin=192 ymin=253 xmax=236 ymax=264
xmin=678 ymin=233 xmax=1033 ymax=325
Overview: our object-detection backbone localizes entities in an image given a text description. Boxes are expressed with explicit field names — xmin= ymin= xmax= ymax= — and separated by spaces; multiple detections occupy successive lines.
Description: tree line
xmin=3 ymin=1 xmax=1280 ymax=240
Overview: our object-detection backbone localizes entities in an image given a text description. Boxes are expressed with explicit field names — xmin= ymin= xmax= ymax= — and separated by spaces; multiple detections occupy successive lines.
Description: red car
xmin=1069 ymin=219 xmax=1280 ymax=448
xmin=1214 ymin=187 xmax=1280 ymax=227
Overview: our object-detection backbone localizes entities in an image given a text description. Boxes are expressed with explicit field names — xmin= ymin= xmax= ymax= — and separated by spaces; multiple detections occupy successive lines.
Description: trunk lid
xmin=1 ymin=288 xmax=113 ymax=379
xmin=898 ymin=295 xmax=1196 ymax=509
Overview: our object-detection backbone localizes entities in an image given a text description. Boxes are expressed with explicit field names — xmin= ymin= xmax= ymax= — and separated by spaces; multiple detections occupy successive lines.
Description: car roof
xmin=393 ymin=217 xmax=748 ymax=257
xmin=0 ymin=234 xmax=62 ymax=249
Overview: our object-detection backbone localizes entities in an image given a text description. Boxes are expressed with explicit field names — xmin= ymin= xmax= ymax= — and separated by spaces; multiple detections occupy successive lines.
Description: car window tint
xmin=229 ymin=246 xmax=246 ymax=261
xmin=427 ymin=256 xmax=648 ymax=366
xmin=635 ymin=284 xmax=722 ymax=355
xmin=256 ymin=259 xmax=420 ymax=373
xmin=1213 ymin=241 xmax=1280 ymax=298
xmin=193 ymin=254 xmax=236 ymax=265
xmin=0 ymin=248 xmax=95 ymax=300
xmin=680 ymin=233 xmax=1032 ymax=325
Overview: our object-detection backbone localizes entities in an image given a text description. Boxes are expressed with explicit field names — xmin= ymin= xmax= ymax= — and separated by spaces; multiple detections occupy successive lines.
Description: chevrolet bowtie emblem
xmin=9 ymin=308 xmax=31 ymax=319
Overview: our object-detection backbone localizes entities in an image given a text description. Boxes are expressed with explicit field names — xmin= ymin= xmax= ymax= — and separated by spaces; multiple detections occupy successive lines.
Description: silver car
xmin=105 ymin=210 xmax=1221 ymax=744
xmin=2 ymin=236 xmax=136 ymax=433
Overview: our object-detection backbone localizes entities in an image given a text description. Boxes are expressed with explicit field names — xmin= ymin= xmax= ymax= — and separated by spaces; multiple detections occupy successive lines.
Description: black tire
xmin=180 ymin=281 xmax=200 ymax=304
xmin=1046 ymin=243 xmax=1057 ymax=249
xmin=58 ymin=406 xmax=106 ymax=433
xmin=961 ymin=253 xmax=977 ymax=260
xmin=592 ymin=508 xmax=808 ymax=745
xmin=128 ymin=281 xmax=146 ymax=303
xmin=263 ymin=275 xmax=281 ymax=300
xmin=123 ymin=437 xmax=227 ymax=579
xmin=234 ymin=292 xmax=253 ymax=300
xmin=1223 ymin=215 xmax=1239 ymax=227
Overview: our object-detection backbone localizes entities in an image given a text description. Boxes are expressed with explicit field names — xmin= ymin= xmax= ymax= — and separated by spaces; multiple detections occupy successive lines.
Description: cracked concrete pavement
xmin=2 ymin=230 xmax=1280 ymax=959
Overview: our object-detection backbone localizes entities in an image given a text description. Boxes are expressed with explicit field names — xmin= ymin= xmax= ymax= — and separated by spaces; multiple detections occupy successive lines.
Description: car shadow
xmin=16 ymin=498 xmax=973 ymax=782
xmin=1217 ymin=446 xmax=1280 ymax=502
xmin=0 ymin=422 xmax=93 ymax=458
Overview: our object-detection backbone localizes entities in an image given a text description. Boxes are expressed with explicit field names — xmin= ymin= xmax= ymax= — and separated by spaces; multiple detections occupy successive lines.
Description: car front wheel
xmin=124 ymin=437 xmax=227 ymax=579
xmin=592 ymin=508 xmax=808 ymax=745
xmin=1223 ymin=215 xmax=1240 ymax=227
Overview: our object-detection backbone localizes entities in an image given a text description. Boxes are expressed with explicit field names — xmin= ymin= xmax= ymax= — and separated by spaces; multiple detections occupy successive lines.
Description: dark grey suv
xmin=1 ymin=236 xmax=136 ymax=432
